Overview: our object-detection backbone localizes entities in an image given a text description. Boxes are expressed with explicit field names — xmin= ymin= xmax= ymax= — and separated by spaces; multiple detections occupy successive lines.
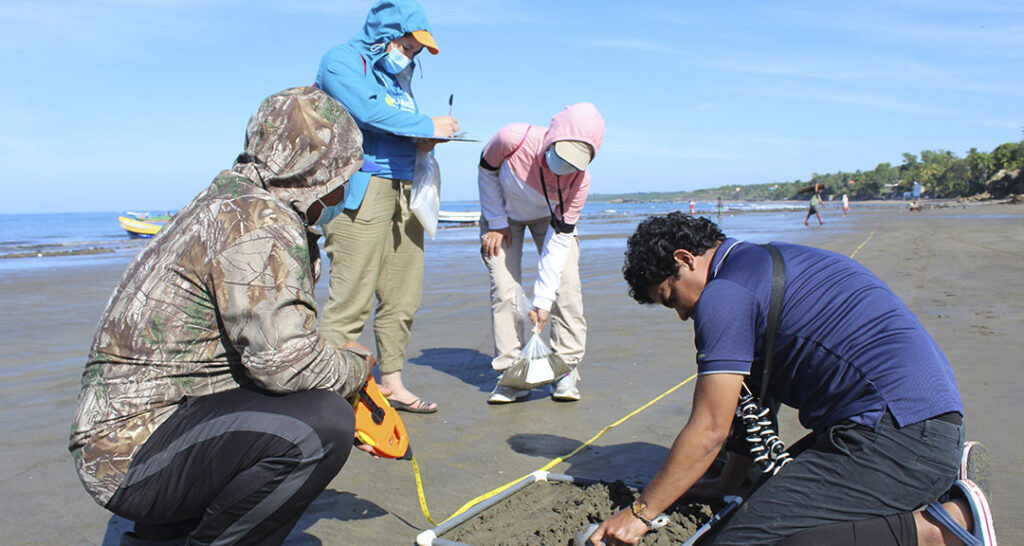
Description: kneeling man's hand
xmin=588 ymin=508 xmax=648 ymax=545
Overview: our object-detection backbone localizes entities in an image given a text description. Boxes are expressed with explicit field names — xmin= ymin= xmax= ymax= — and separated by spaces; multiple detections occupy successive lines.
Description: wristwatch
xmin=630 ymin=499 xmax=654 ymax=527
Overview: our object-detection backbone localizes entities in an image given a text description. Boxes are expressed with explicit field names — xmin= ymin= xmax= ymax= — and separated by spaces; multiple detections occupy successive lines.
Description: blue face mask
xmin=545 ymin=147 xmax=578 ymax=176
xmin=380 ymin=46 xmax=412 ymax=75
xmin=312 ymin=198 xmax=346 ymax=226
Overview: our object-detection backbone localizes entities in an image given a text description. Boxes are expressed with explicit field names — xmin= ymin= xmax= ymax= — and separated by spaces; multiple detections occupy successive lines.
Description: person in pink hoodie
xmin=477 ymin=103 xmax=604 ymax=403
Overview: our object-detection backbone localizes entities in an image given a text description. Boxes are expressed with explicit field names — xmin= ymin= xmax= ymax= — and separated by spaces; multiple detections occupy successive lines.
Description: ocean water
xmin=0 ymin=212 xmax=152 ymax=270
xmin=428 ymin=199 xmax=825 ymax=263
xmin=0 ymin=201 xmax=823 ymax=273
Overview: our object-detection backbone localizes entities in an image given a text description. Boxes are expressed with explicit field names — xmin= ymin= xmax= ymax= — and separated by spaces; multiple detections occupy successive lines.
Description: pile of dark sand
xmin=445 ymin=480 xmax=716 ymax=545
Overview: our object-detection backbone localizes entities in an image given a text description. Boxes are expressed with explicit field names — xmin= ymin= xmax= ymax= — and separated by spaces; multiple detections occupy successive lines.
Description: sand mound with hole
xmin=445 ymin=480 xmax=716 ymax=545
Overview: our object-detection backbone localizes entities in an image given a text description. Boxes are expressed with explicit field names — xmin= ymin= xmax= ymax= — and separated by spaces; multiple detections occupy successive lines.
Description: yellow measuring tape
xmin=411 ymin=230 xmax=877 ymax=526
xmin=849 ymin=231 xmax=874 ymax=259
xmin=411 ymin=454 xmax=435 ymax=524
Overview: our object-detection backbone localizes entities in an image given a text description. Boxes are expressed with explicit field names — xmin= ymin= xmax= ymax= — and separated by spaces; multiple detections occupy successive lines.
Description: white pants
xmin=480 ymin=216 xmax=586 ymax=371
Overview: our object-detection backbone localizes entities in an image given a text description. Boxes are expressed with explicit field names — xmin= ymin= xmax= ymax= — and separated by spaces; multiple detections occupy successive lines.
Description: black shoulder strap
xmin=538 ymin=169 xmax=575 ymax=234
xmin=759 ymin=244 xmax=786 ymax=402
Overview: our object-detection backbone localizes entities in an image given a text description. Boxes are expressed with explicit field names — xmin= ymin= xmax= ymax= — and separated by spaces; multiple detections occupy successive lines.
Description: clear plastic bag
xmin=498 ymin=290 xmax=571 ymax=389
xmin=411 ymin=150 xmax=441 ymax=238
xmin=498 ymin=332 xmax=571 ymax=390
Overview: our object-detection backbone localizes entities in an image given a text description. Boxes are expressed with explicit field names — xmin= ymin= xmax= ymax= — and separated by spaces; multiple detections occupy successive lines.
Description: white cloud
xmin=587 ymin=38 xmax=677 ymax=54
xmin=0 ymin=1 xmax=206 ymax=56
xmin=722 ymin=80 xmax=953 ymax=116
xmin=422 ymin=0 xmax=535 ymax=26
xmin=599 ymin=126 xmax=730 ymax=159
xmin=271 ymin=0 xmax=537 ymax=25
xmin=254 ymin=0 xmax=372 ymax=19
xmin=972 ymin=118 xmax=1024 ymax=131
xmin=688 ymin=40 xmax=1020 ymax=103
xmin=770 ymin=1 xmax=1024 ymax=51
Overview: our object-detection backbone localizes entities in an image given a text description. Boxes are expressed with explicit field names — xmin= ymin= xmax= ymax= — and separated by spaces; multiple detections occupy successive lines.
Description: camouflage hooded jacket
xmin=70 ymin=87 xmax=371 ymax=506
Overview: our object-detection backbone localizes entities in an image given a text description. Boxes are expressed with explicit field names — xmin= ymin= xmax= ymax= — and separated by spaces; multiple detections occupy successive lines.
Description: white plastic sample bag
xmin=498 ymin=333 xmax=571 ymax=390
xmin=411 ymin=150 xmax=441 ymax=238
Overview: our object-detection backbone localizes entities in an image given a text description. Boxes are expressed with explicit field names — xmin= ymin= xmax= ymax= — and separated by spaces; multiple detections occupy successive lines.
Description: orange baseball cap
xmin=411 ymin=29 xmax=438 ymax=55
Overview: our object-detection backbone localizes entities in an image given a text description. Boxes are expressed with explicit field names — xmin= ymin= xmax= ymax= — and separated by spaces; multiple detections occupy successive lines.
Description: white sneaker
xmin=488 ymin=382 xmax=529 ymax=404
xmin=552 ymin=368 xmax=580 ymax=401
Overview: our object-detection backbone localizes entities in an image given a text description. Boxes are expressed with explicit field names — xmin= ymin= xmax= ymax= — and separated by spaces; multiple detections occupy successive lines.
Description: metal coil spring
xmin=737 ymin=393 xmax=792 ymax=475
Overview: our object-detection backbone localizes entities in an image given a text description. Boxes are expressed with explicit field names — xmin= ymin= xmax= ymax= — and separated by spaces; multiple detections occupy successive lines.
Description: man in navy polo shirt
xmin=589 ymin=213 xmax=995 ymax=545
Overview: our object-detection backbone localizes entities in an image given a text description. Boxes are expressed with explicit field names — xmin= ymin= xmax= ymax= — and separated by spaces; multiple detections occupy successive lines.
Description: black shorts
xmin=715 ymin=412 xmax=962 ymax=545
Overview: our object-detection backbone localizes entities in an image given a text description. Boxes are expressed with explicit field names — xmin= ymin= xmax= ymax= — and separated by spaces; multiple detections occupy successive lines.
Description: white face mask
xmin=545 ymin=147 xmax=578 ymax=176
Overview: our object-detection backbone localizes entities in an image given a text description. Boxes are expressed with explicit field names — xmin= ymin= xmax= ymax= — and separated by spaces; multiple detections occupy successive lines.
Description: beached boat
xmin=118 ymin=212 xmax=172 ymax=238
xmin=438 ymin=210 xmax=480 ymax=224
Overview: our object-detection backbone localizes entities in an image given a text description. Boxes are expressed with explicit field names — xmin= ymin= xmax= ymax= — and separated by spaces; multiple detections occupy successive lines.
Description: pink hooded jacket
xmin=477 ymin=103 xmax=605 ymax=310
xmin=479 ymin=103 xmax=604 ymax=228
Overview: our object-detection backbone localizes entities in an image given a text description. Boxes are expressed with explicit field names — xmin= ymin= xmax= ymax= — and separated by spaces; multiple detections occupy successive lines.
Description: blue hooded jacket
xmin=315 ymin=0 xmax=436 ymax=209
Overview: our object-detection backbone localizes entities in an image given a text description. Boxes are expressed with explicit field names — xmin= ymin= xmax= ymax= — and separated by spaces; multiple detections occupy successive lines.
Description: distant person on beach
xmin=477 ymin=103 xmax=605 ymax=403
xmin=804 ymin=189 xmax=824 ymax=226
xmin=589 ymin=212 xmax=994 ymax=545
xmin=689 ymin=199 xmax=696 ymax=214
xmin=842 ymin=193 xmax=850 ymax=216
xmin=69 ymin=88 xmax=382 ymax=545
xmin=717 ymin=197 xmax=723 ymax=216
xmin=314 ymin=0 xmax=458 ymax=413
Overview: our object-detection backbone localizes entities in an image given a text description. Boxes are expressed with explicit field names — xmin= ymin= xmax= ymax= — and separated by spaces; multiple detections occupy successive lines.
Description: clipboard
xmin=394 ymin=132 xmax=480 ymax=142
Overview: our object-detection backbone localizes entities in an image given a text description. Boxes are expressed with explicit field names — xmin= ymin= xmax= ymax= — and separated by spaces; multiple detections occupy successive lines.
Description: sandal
xmin=960 ymin=441 xmax=992 ymax=496
xmin=925 ymin=479 xmax=996 ymax=546
xmin=388 ymin=398 xmax=438 ymax=413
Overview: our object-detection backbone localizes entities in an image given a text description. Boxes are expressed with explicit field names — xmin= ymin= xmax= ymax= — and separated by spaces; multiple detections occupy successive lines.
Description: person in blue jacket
xmin=315 ymin=0 xmax=458 ymax=413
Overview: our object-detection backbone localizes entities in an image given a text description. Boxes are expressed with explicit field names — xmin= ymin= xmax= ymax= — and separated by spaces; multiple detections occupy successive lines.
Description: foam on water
xmin=0 ymin=201 xmax=856 ymax=272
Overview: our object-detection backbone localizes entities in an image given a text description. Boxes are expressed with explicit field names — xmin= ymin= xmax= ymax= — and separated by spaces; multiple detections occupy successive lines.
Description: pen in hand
xmin=448 ymin=94 xmax=453 ymax=117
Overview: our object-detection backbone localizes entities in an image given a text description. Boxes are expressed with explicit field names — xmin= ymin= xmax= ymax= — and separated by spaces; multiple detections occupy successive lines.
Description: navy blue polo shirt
xmin=694 ymin=238 xmax=962 ymax=433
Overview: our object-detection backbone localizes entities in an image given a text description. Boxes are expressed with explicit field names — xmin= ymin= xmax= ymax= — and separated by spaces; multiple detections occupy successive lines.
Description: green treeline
xmin=594 ymin=140 xmax=1024 ymax=202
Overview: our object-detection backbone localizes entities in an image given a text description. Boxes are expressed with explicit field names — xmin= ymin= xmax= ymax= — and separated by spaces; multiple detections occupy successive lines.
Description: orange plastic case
xmin=352 ymin=376 xmax=411 ymax=459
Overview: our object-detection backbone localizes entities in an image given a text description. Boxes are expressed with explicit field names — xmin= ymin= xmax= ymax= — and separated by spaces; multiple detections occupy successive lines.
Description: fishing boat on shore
xmin=118 ymin=211 xmax=172 ymax=238
xmin=438 ymin=210 xmax=480 ymax=225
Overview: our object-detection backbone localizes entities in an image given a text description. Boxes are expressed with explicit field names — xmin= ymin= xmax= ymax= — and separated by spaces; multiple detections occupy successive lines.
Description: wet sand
xmin=445 ymin=480 xmax=714 ymax=545
xmin=1 ymin=203 xmax=1021 ymax=545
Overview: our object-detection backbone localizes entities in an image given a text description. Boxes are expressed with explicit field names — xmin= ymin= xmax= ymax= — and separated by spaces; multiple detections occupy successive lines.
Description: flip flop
xmin=388 ymin=398 xmax=438 ymax=413
xmin=925 ymin=479 xmax=997 ymax=546
xmin=960 ymin=441 xmax=992 ymax=497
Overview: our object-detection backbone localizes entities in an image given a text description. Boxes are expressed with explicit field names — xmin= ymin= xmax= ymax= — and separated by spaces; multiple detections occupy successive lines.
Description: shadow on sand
xmin=288 ymin=489 xmax=409 ymax=544
xmin=409 ymin=347 xmax=495 ymax=393
xmin=505 ymin=432 xmax=672 ymax=486
xmin=102 ymin=490 xmax=394 ymax=546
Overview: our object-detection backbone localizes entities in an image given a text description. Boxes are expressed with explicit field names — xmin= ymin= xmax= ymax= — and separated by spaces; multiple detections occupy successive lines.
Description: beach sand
xmin=1 ymin=203 xmax=1020 ymax=545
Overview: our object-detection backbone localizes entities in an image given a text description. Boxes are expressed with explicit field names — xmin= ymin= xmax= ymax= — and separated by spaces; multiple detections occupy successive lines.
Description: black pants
xmin=106 ymin=387 xmax=355 ymax=545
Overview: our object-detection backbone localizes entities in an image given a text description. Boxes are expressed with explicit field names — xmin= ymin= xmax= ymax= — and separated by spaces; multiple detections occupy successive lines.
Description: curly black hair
xmin=622 ymin=212 xmax=726 ymax=304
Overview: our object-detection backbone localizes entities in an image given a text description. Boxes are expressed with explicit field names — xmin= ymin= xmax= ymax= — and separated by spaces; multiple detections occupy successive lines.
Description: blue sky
xmin=1 ymin=0 xmax=1022 ymax=214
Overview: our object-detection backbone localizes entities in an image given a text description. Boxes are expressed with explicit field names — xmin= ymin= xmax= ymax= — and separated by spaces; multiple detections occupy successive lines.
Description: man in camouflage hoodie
xmin=70 ymin=87 xmax=376 ymax=545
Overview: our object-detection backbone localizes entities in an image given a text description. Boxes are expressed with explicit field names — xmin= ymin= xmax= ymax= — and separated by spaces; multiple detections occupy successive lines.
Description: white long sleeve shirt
xmin=479 ymin=162 xmax=577 ymax=311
